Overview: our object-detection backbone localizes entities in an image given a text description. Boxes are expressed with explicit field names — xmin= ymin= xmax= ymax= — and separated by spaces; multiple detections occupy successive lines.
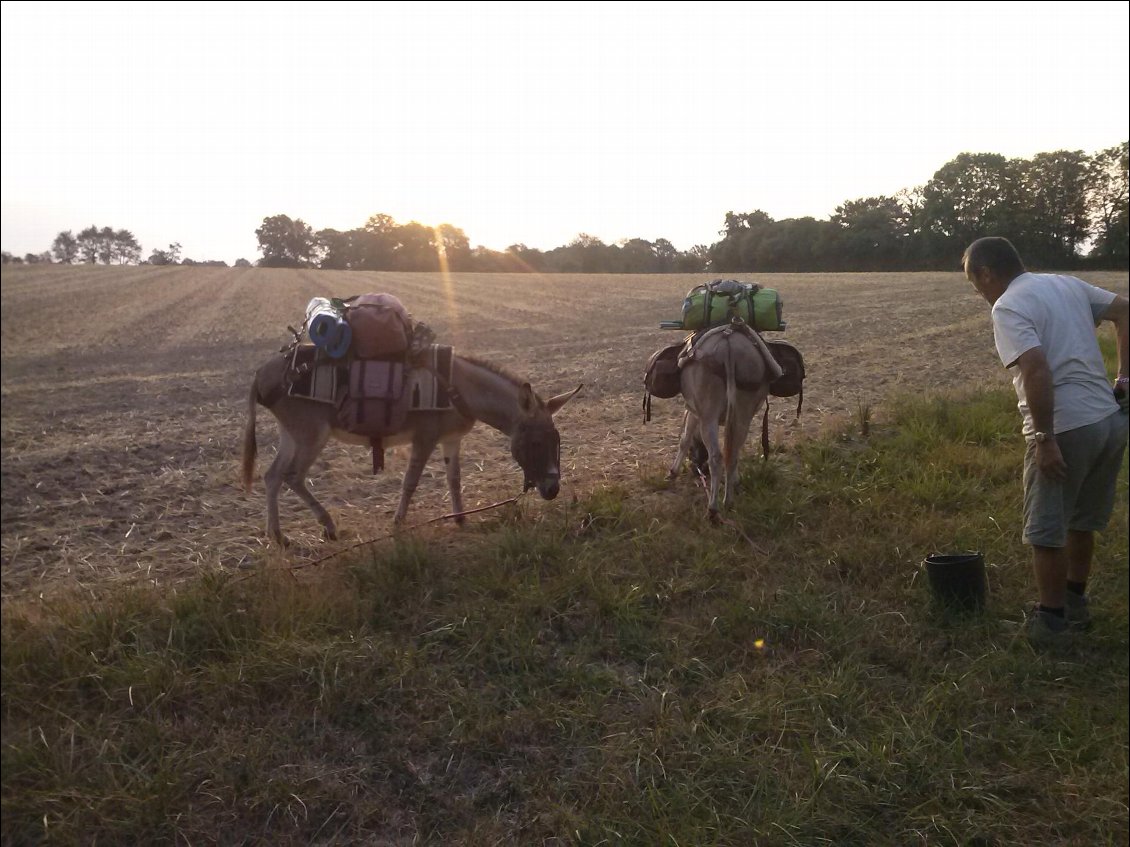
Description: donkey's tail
xmin=240 ymin=378 xmax=258 ymax=493
xmin=722 ymin=336 xmax=739 ymax=467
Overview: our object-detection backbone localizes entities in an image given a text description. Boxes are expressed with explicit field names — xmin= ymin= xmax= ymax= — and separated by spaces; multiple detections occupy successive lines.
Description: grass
xmin=3 ymin=386 xmax=1128 ymax=845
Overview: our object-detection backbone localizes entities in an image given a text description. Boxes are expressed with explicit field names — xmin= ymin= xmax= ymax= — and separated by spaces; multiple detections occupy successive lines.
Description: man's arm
xmin=1099 ymin=293 xmax=1129 ymax=381
xmin=1014 ymin=346 xmax=1067 ymax=481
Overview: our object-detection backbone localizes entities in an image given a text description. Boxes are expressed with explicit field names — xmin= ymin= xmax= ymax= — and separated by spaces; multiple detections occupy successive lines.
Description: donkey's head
xmin=511 ymin=382 xmax=582 ymax=500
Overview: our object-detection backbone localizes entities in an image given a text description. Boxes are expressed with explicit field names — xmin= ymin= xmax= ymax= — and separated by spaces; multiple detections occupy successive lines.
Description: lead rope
xmin=241 ymin=492 xmax=531 ymax=578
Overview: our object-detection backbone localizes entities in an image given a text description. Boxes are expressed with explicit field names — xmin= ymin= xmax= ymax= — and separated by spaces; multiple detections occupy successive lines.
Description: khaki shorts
xmin=1023 ymin=410 xmax=1129 ymax=547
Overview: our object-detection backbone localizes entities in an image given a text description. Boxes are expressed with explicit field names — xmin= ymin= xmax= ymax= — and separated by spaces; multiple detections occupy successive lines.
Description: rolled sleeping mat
xmin=324 ymin=320 xmax=352 ymax=359
xmin=308 ymin=312 xmax=341 ymax=346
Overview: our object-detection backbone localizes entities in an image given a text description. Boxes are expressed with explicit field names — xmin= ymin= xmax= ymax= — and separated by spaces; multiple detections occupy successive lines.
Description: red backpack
xmin=344 ymin=293 xmax=412 ymax=358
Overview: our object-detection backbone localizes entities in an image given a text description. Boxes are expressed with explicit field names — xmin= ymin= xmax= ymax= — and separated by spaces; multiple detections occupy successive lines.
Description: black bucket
xmin=924 ymin=552 xmax=987 ymax=611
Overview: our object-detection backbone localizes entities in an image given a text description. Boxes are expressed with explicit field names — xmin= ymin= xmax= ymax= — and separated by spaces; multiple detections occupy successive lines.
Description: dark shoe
xmin=1064 ymin=592 xmax=1092 ymax=631
xmin=1026 ymin=607 xmax=1072 ymax=648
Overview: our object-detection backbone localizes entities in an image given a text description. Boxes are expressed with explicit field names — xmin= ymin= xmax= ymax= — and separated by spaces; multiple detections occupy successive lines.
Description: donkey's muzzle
xmin=529 ymin=475 xmax=560 ymax=500
xmin=516 ymin=429 xmax=561 ymax=500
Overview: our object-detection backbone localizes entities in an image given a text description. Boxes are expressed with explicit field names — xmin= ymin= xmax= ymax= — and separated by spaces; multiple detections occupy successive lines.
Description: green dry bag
xmin=675 ymin=279 xmax=785 ymax=332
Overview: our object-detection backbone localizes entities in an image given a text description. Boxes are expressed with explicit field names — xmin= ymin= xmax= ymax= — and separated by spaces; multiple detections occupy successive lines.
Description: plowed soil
xmin=3 ymin=266 xmax=1126 ymax=597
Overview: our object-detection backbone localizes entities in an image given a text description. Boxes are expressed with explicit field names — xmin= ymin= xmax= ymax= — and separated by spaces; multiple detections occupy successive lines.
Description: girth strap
xmin=370 ymin=436 xmax=384 ymax=473
xmin=423 ymin=358 xmax=475 ymax=421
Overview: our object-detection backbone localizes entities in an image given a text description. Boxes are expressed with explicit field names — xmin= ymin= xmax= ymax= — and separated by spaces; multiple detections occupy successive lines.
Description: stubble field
xmin=3 ymin=265 xmax=1127 ymax=599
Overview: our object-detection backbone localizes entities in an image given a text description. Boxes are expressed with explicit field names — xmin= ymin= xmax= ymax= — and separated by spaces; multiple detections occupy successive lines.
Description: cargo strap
xmin=762 ymin=406 xmax=770 ymax=460
xmin=422 ymin=351 xmax=475 ymax=422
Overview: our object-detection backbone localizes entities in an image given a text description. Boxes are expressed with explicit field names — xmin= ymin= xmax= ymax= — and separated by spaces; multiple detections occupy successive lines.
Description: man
xmin=962 ymin=236 xmax=1129 ymax=646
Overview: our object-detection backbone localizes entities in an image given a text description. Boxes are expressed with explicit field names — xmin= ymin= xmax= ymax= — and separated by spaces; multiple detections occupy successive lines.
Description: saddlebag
xmin=645 ymin=342 xmax=683 ymax=400
xmin=642 ymin=341 xmax=685 ymax=422
xmin=336 ymin=358 xmax=411 ymax=472
xmin=766 ymin=340 xmax=806 ymax=415
xmin=287 ymin=343 xmax=342 ymax=404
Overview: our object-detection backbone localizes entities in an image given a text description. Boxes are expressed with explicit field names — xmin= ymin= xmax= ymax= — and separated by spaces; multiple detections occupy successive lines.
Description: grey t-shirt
xmin=991 ymin=272 xmax=1118 ymax=436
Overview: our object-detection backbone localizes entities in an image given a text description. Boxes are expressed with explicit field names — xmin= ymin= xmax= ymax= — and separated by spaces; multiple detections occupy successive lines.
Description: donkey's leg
xmin=440 ymin=436 xmax=466 ymax=524
xmin=668 ymin=410 xmax=695 ymax=479
xmin=283 ymin=464 xmax=337 ymax=542
xmin=722 ymin=386 xmax=769 ymax=508
xmin=264 ymin=441 xmax=289 ymax=546
xmin=265 ymin=428 xmax=335 ymax=544
xmin=698 ymin=415 xmax=724 ymax=519
xmin=394 ymin=432 xmax=441 ymax=524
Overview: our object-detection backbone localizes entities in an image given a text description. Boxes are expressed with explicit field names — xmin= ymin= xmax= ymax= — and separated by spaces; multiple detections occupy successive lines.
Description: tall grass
xmin=3 ymin=386 xmax=1127 ymax=845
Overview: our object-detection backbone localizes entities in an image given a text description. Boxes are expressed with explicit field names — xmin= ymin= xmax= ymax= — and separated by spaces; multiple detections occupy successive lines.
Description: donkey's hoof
xmin=666 ymin=469 xmax=679 ymax=481
xmin=707 ymin=509 xmax=721 ymax=525
xmin=322 ymin=526 xmax=338 ymax=542
xmin=272 ymin=534 xmax=292 ymax=548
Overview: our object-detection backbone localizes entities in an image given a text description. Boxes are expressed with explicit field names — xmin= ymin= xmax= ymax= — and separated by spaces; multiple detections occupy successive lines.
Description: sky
xmin=1 ymin=1 xmax=1128 ymax=265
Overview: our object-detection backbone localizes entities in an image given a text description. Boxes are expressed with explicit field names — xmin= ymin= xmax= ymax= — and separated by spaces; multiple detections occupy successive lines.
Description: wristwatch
xmin=1033 ymin=431 xmax=1053 ymax=444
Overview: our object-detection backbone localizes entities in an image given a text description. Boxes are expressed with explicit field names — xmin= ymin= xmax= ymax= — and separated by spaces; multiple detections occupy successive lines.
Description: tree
xmin=712 ymin=211 xmax=776 ymax=270
xmin=544 ymin=234 xmax=616 ymax=273
xmin=97 ymin=227 xmax=116 ymax=264
xmin=149 ymin=242 xmax=182 ymax=265
xmin=255 ymin=214 xmax=317 ymax=267
xmin=434 ymin=224 xmax=471 ymax=271
xmin=52 ymin=230 xmax=78 ymax=264
xmin=1087 ymin=141 xmax=1129 ymax=266
xmin=653 ymin=238 xmax=679 ymax=272
xmin=1019 ymin=150 xmax=1090 ymax=265
xmin=678 ymin=245 xmax=712 ymax=273
xmin=354 ymin=213 xmax=400 ymax=269
xmin=832 ymin=195 xmax=912 ymax=270
xmin=392 ymin=221 xmax=437 ymax=271
xmin=234 ymin=258 xmax=252 ymax=267
xmin=77 ymin=226 xmax=100 ymax=263
xmin=468 ymin=245 xmax=515 ymax=272
xmin=721 ymin=210 xmax=774 ymax=238
xmin=317 ymin=228 xmax=360 ymax=270
xmin=618 ymin=238 xmax=661 ymax=273
xmin=750 ymin=217 xmax=840 ymax=272
xmin=918 ymin=153 xmax=1024 ymax=267
xmin=112 ymin=229 xmax=142 ymax=264
xmin=505 ymin=244 xmax=545 ymax=272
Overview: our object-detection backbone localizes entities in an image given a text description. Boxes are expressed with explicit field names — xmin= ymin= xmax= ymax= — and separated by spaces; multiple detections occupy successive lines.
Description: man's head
xmin=962 ymin=237 xmax=1026 ymax=304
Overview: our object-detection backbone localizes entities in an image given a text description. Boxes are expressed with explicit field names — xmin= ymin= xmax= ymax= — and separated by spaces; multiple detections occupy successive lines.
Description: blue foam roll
xmin=325 ymin=321 xmax=352 ymax=359
xmin=309 ymin=312 xmax=339 ymax=346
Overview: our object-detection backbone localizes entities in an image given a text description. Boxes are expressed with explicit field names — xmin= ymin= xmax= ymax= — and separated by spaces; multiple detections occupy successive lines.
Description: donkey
xmin=241 ymin=351 xmax=582 ymax=545
xmin=667 ymin=321 xmax=782 ymax=518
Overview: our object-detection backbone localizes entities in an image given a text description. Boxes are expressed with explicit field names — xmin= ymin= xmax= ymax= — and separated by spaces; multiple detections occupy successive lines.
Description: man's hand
xmin=1036 ymin=439 xmax=1068 ymax=481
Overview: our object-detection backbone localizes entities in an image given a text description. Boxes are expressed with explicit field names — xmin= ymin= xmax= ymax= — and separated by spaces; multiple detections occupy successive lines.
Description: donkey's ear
xmin=518 ymin=382 xmax=539 ymax=416
xmin=545 ymin=384 xmax=583 ymax=416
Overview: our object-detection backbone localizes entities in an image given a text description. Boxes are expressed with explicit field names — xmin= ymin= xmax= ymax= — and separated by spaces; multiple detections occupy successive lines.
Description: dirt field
xmin=3 ymin=265 xmax=1126 ymax=598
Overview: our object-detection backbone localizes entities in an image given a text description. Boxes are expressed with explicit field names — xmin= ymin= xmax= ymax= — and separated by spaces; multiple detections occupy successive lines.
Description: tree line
xmin=254 ymin=143 xmax=1128 ymax=273
xmin=712 ymin=144 xmax=1127 ymax=272
xmin=3 ymin=226 xmax=142 ymax=266
xmin=4 ymin=143 xmax=1126 ymax=272
xmin=1 ymin=231 xmax=245 ymax=267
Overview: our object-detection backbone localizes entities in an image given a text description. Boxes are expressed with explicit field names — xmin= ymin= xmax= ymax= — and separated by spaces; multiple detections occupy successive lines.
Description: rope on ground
xmin=237 ymin=493 xmax=526 ymax=579
xmin=715 ymin=514 xmax=768 ymax=556
xmin=691 ymin=467 xmax=768 ymax=555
